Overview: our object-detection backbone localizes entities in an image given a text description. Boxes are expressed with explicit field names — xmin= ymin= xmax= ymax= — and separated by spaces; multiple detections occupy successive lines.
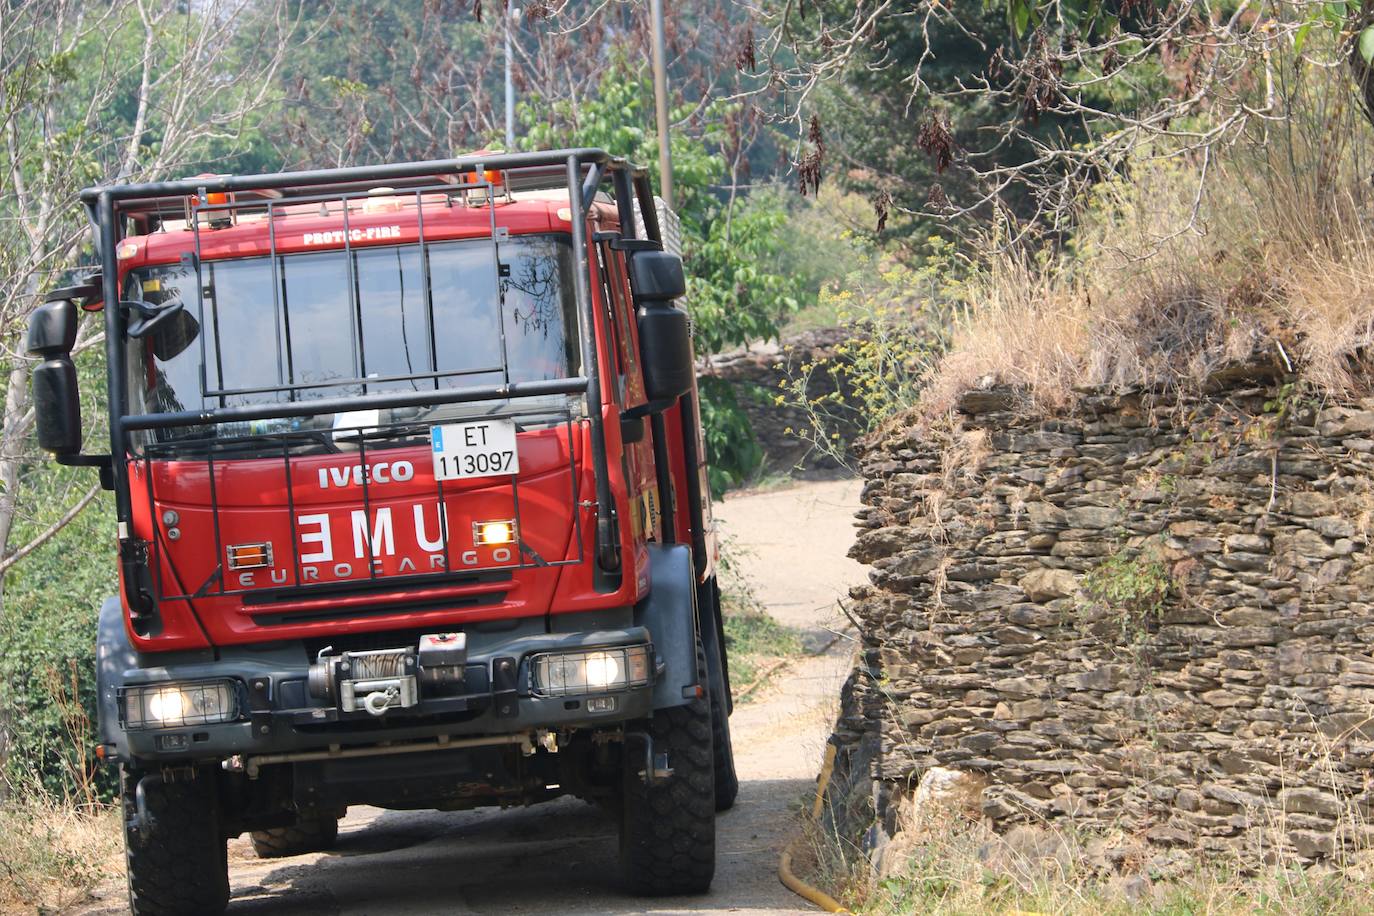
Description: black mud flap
xmin=634 ymin=544 xmax=700 ymax=710
xmin=96 ymin=596 xmax=138 ymax=761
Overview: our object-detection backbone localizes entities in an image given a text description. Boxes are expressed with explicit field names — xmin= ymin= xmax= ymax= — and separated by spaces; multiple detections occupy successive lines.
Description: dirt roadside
xmin=76 ymin=477 xmax=866 ymax=916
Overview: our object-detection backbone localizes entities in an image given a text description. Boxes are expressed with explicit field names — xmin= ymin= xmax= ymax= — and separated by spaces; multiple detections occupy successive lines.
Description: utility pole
xmin=649 ymin=0 xmax=673 ymax=208
xmin=505 ymin=4 xmax=520 ymax=149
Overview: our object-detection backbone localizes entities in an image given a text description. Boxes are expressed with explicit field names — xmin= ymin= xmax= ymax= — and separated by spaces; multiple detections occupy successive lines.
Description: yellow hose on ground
xmin=778 ymin=742 xmax=851 ymax=913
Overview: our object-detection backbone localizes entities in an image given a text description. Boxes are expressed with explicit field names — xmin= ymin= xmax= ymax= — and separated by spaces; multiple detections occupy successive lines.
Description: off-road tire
xmin=121 ymin=766 xmax=229 ymax=916
xmin=706 ymin=645 xmax=739 ymax=812
xmin=619 ymin=651 xmax=716 ymax=895
xmin=250 ymin=814 xmax=340 ymax=858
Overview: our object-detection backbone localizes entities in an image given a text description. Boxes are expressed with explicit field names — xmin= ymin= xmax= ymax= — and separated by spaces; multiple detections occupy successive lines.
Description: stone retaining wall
xmin=834 ymin=381 xmax=1374 ymax=866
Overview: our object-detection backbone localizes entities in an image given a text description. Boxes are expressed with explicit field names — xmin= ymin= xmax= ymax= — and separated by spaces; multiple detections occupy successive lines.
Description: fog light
xmin=121 ymin=679 xmax=238 ymax=730
xmin=156 ymin=733 xmax=190 ymax=752
xmin=529 ymin=645 xmax=652 ymax=697
xmin=473 ymin=519 xmax=516 ymax=546
xmin=227 ymin=542 xmax=273 ymax=570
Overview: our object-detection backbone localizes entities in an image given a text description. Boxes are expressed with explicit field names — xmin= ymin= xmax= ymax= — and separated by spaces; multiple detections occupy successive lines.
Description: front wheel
xmin=122 ymin=766 xmax=229 ymax=916
xmin=618 ymin=662 xmax=716 ymax=894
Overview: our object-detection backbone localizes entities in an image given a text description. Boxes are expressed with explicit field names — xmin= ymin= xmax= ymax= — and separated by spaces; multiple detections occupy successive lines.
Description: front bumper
xmin=107 ymin=626 xmax=656 ymax=765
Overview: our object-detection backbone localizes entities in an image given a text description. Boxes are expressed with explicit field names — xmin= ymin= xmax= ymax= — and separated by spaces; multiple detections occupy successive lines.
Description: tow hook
xmin=130 ymin=773 xmax=164 ymax=834
xmin=625 ymin=731 xmax=673 ymax=785
xmin=364 ymin=686 xmax=399 ymax=716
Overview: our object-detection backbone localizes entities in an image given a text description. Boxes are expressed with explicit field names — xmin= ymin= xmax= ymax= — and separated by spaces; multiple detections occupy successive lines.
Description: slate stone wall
xmin=835 ymin=382 xmax=1374 ymax=864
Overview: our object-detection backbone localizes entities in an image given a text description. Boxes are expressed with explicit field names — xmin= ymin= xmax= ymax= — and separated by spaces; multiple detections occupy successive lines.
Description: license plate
xmin=430 ymin=419 xmax=520 ymax=481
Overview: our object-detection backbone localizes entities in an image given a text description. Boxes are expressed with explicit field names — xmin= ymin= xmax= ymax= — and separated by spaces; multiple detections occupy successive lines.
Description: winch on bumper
xmin=102 ymin=624 xmax=661 ymax=765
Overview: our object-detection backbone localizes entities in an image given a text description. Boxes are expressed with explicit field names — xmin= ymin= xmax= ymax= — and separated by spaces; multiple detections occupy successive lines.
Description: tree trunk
xmin=0 ymin=361 xmax=32 ymax=605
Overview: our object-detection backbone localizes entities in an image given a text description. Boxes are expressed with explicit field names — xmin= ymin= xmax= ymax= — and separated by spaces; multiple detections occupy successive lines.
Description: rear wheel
xmin=250 ymin=813 xmax=340 ymax=858
xmin=122 ymin=766 xmax=229 ymax=916
xmin=709 ymin=676 xmax=739 ymax=811
xmin=701 ymin=578 xmax=739 ymax=811
xmin=618 ymin=649 xmax=716 ymax=895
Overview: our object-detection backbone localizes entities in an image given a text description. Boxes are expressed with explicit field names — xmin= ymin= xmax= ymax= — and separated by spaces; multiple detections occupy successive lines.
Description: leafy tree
xmin=758 ymin=0 xmax=1374 ymax=232
xmin=522 ymin=60 xmax=803 ymax=490
xmin=522 ymin=59 xmax=800 ymax=354
xmin=0 ymin=0 xmax=295 ymax=797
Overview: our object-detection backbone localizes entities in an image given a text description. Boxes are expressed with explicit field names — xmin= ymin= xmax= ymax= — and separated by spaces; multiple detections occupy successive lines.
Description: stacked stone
xmin=840 ymin=383 xmax=1374 ymax=864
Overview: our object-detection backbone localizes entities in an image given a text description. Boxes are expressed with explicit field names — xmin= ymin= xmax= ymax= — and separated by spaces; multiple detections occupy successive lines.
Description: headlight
xmin=120 ymin=679 xmax=239 ymax=730
xmin=529 ymin=645 xmax=652 ymax=697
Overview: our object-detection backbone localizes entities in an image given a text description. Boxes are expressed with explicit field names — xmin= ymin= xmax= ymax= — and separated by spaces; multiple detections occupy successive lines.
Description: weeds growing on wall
xmin=1080 ymin=545 xmax=1171 ymax=649
xmin=798 ymin=782 xmax=1374 ymax=915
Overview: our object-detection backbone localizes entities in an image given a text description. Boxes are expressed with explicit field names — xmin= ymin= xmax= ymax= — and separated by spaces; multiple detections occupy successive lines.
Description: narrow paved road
xmin=82 ymin=478 xmax=865 ymax=916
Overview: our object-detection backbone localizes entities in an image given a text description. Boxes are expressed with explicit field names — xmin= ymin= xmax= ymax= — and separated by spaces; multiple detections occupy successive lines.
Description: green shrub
xmin=1 ymin=493 xmax=117 ymax=802
xmin=1080 ymin=545 xmax=1171 ymax=648
xmin=698 ymin=376 xmax=764 ymax=497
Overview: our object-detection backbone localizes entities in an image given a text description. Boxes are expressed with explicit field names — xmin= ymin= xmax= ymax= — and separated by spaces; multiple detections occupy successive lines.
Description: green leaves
xmin=521 ymin=58 xmax=801 ymax=357
xmin=1359 ymin=25 xmax=1374 ymax=65
xmin=1009 ymin=0 xmax=1032 ymax=36
xmin=520 ymin=57 xmax=803 ymax=492
xmin=697 ymin=377 xmax=764 ymax=496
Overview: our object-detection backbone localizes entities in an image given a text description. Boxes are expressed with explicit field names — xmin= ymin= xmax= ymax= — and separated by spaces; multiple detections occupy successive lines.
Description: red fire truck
xmin=28 ymin=149 xmax=737 ymax=914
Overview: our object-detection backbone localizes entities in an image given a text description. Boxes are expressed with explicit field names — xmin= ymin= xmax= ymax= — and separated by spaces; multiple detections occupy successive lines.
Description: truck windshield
xmin=126 ymin=234 xmax=581 ymax=449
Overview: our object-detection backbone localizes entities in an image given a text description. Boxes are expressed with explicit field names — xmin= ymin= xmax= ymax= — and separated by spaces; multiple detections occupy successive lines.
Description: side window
xmin=595 ymin=244 xmax=627 ymax=402
xmin=499 ymin=236 xmax=579 ymax=383
xmin=603 ymin=246 xmax=643 ymax=406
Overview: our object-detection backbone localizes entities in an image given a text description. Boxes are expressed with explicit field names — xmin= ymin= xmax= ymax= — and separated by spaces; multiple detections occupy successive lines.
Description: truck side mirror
xmin=627 ymin=248 xmax=693 ymax=403
xmin=627 ymin=249 xmax=686 ymax=303
xmin=637 ymin=302 xmax=693 ymax=402
xmin=27 ymin=298 xmax=82 ymax=456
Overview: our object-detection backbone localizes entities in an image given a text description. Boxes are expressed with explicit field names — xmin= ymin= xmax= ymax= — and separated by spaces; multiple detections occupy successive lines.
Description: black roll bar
xmin=84 ymin=147 xmax=653 ymax=617
xmin=120 ymin=377 xmax=591 ymax=432
xmin=81 ymin=148 xmax=615 ymax=205
xmin=566 ymin=155 xmax=617 ymax=573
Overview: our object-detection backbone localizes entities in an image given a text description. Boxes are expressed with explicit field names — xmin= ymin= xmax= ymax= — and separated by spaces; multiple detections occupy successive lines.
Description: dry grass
xmin=0 ymin=793 xmax=120 ymax=914
xmin=855 ymin=824 xmax=1374 ymax=915
xmin=0 ymin=661 xmax=121 ymax=914
xmin=796 ymin=797 xmax=1374 ymax=916
xmin=920 ymin=60 xmax=1374 ymax=419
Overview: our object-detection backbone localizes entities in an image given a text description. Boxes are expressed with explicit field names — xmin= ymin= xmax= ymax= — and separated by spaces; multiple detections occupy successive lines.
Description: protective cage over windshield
xmin=118 ymin=175 xmax=612 ymax=605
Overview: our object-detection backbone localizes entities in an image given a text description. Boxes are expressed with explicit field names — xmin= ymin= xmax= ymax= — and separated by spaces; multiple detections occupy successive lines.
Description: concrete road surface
xmin=81 ymin=478 xmax=866 ymax=915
